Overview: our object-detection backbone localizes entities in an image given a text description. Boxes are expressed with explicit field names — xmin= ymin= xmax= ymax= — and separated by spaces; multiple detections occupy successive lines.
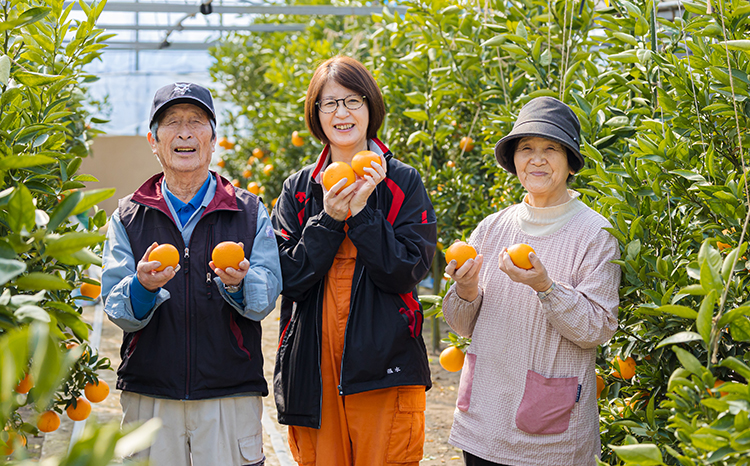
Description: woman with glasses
xmin=270 ymin=55 xmax=437 ymax=465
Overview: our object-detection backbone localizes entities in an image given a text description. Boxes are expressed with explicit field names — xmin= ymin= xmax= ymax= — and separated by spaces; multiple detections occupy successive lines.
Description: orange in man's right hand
xmin=322 ymin=161 xmax=356 ymax=193
xmin=507 ymin=243 xmax=536 ymax=270
xmin=212 ymin=241 xmax=245 ymax=270
xmin=445 ymin=241 xmax=477 ymax=269
xmin=148 ymin=244 xmax=180 ymax=272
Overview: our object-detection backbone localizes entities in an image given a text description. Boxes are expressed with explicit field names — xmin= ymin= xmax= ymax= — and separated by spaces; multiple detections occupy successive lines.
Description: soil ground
xmin=21 ymin=300 xmax=463 ymax=465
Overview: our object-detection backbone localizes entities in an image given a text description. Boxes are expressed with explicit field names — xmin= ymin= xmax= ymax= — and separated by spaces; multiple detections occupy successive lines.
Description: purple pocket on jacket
xmin=515 ymin=370 xmax=578 ymax=435
xmin=456 ymin=353 xmax=476 ymax=412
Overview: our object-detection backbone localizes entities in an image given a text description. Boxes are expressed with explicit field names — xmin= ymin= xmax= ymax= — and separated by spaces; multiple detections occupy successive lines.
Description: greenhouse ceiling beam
xmin=99 ymin=23 xmax=307 ymax=32
xmin=65 ymin=2 xmax=407 ymax=16
xmin=104 ymin=40 xmax=217 ymax=50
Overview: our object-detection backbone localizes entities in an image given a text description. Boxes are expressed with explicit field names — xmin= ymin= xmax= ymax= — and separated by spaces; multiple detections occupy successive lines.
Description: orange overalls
xmin=287 ymin=229 xmax=426 ymax=466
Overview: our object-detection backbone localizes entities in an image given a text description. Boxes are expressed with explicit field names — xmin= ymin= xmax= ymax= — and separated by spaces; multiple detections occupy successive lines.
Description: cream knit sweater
xmin=443 ymin=192 xmax=621 ymax=466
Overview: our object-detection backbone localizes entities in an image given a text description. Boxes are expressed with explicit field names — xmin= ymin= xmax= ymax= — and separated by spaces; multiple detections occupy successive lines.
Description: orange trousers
xmin=288 ymin=233 xmax=426 ymax=466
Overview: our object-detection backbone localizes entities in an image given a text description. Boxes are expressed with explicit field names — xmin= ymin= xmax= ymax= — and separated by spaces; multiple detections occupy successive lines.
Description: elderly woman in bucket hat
xmin=441 ymin=97 xmax=621 ymax=466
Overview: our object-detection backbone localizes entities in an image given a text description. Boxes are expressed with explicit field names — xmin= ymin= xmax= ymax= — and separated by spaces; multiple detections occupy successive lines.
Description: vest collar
xmin=132 ymin=171 xmax=239 ymax=219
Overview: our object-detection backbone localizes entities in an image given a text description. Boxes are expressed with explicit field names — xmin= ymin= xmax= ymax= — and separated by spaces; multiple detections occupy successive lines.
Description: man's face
xmin=148 ymin=103 xmax=215 ymax=176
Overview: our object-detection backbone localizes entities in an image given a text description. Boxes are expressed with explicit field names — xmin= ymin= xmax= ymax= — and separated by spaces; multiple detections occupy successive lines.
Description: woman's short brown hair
xmin=304 ymin=56 xmax=386 ymax=145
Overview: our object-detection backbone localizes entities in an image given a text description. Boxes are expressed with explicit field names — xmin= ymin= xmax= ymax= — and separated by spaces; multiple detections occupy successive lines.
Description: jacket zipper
xmin=184 ymin=246 xmax=191 ymax=399
xmin=337 ymin=266 xmax=365 ymax=397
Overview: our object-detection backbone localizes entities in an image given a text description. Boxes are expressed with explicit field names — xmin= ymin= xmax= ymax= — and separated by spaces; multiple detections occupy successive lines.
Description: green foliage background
xmin=210 ymin=0 xmax=750 ymax=463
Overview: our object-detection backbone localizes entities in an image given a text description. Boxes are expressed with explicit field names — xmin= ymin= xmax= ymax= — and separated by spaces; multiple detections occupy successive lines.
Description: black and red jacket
xmin=115 ymin=172 xmax=267 ymax=400
xmin=270 ymin=139 xmax=437 ymax=428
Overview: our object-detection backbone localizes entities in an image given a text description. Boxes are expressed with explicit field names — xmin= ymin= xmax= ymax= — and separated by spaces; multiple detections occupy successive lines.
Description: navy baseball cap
xmin=149 ymin=82 xmax=216 ymax=127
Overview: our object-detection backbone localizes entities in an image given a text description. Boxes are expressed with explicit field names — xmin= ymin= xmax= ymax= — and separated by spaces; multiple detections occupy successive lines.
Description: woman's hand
xmin=322 ymin=178 xmax=357 ymax=221
xmin=350 ymin=154 xmax=387 ymax=217
xmin=498 ymin=250 xmax=553 ymax=292
xmin=445 ymin=254 xmax=484 ymax=302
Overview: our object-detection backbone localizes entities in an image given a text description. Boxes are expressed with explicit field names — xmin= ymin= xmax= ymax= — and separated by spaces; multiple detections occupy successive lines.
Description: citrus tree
xmin=0 ymin=0 xmax=157 ymax=461
xmin=210 ymin=0 xmax=750 ymax=463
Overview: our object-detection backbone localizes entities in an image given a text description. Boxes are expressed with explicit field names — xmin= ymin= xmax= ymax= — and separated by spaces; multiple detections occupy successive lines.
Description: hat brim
xmin=494 ymin=120 xmax=583 ymax=174
xmin=150 ymin=96 xmax=216 ymax=127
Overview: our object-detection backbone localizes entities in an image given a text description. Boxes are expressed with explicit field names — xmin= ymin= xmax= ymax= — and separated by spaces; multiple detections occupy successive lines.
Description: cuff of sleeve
xmin=227 ymin=286 xmax=244 ymax=304
xmin=130 ymin=275 xmax=159 ymax=320
xmin=346 ymin=205 xmax=374 ymax=228
xmin=317 ymin=211 xmax=347 ymax=231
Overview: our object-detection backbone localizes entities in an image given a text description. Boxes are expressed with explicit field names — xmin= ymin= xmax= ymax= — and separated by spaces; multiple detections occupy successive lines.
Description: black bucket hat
xmin=493 ymin=96 xmax=583 ymax=175
xmin=149 ymin=82 xmax=216 ymax=127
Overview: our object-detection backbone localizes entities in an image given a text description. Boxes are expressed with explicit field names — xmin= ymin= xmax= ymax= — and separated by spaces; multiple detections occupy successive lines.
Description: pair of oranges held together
xmin=148 ymin=241 xmax=245 ymax=272
xmin=322 ymin=151 xmax=383 ymax=193
xmin=444 ymin=241 xmax=536 ymax=270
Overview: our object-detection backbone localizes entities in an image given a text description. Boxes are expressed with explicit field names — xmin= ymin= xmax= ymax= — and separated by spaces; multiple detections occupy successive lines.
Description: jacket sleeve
xmin=346 ymin=166 xmax=437 ymax=294
xmin=271 ymin=175 xmax=346 ymax=302
xmin=541 ymin=227 xmax=621 ymax=349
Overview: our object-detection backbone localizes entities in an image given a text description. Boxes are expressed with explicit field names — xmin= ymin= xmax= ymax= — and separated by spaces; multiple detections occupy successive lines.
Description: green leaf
xmin=613 ymin=32 xmax=638 ymax=46
xmin=406 ymin=130 xmax=431 ymax=146
xmin=402 ymin=110 xmax=429 ymax=122
xmin=719 ymin=357 xmax=750 ymax=381
xmin=13 ymin=71 xmax=62 ymax=86
xmin=718 ymin=306 xmax=750 ymax=328
xmin=47 ymin=190 xmax=84 ymax=231
xmin=656 ymin=331 xmax=703 ymax=348
xmin=14 ymin=305 xmax=50 ymax=322
xmin=609 ymin=443 xmax=664 ymax=465
xmin=673 ymin=346 xmax=704 ymax=376
xmin=480 ymin=36 xmax=505 ymax=47
xmin=14 ymin=272 xmax=73 ymax=291
xmin=44 ymin=231 xmax=105 ymax=258
xmin=657 ymin=304 xmax=698 ymax=319
xmin=730 ymin=317 xmax=750 ymax=342
xmin=69 ymin=188 xmax=116 ymax=216
xmin=0 ymin=154 xmax=55 ymax=170
xmin=723 ymin=40 xmax=750 ymax=52
xmin=5 ymin=184 xmax=35 ymax=233
xmin=55 ymin=248 xmax=102 ymax=266
xmin=0 ymin=258 xmax=26 ymax=286
xmin=697 ymin=289 xmax=716 ymax=345
xmin=0 ymin=55 xmax=9 ymax=86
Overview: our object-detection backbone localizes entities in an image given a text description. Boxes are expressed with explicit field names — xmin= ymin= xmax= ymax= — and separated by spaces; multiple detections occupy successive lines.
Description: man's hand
xmin=137 ymin=242 xmax=178 ymax=291
xmin=350 ymin=153 xmax=387 ymax=217
xmin=445 ymin=254 xmax=484 ymax=302
xmin=498 ymin=249 xmax=553 ymax=293
xmin=209 ymin=242 xmax=250 ymax=287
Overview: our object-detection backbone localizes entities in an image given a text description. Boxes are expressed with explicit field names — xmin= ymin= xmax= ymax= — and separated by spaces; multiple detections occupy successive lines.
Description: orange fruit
xmin=271 ymin=197 xmax=278 ymax=207
xmin=507 ymin=243 xmax=536 ymax=270
xmin=218 ymin=137 xmax=235 ymax=150
xmin=263 ymin=164 xmax=274 ymax=175
xmin=351 ymin=151 xmax=382 ymax=177
xmin=37 ymin=410 xmax=61 ymax=433
xmin=612 ymin=356 xmax=636 ymax=380
xmin=596 ymin=375 xmax=605 ymax=399
xmin=148 ymin=244 xmax=180 ymax=272
xmin=15 ymin=372 xmax=33 ymax=394
xmin=65 ymin=341 xmax=79 ymax=350
xmin=242 ymin=169 xmax=252 ymax=179
xmin=714 ymin=380 xmax=728 ymax=397
xmin=247 ymin=156 xmax=257 ymax=165
xmin=247 ymin=182 xmax=261 ymax=195
xmin=459 ymin=136 xmax=475 ymax=152
xmin=217 ymin=159 xmax=226 ymax=168
xmin=447 ymin=160 xmax=456 ymax=168
xmin=66 ymin=397 xmax=91 ymax=421
xmin=252 ymin=147 xmax=263 ymax=159
xmin=445 ymin=241 xmax=477 ymax=269
xmin=212 ymin=241 xmax=245 ymax=271
xmin=439 ymin=346 xmax=465 ymax=372
xmin=322 ymin=162 xmax=356 ymax=193
xmin=1 ymin=431 xmax=25 ymax=455
xmin=291 ymin=131 xmax=304 ymax=147
xmin=717 ymin=241 xmax=731 ymax=251
xmin=231 ymin=179 xmax=241 ymax=188
xmin=84 ymin=380 xmax=110 ymax=403
xmin=80 ymin=282 xmax=101 ymax=299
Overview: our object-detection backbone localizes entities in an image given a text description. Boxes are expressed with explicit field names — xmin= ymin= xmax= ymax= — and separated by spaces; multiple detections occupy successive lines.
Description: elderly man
xmin=102 ymin=82 xmax=282 ymax=466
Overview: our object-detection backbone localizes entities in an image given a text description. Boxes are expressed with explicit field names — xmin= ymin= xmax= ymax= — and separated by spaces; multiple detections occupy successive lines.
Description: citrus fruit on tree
xmin=247 ymin=156 xmax=257 ymax=165
xmin=217 ymin=159 xmax=226 ymax=168
xmin=714 ymin=380 xmax=728 ymax=396
xmin=218 ymin=137 xmax=235 ymax=150
xmin=291 ymin=131 xmax=304 ymax=147
xmin=148 ymin=244 xmax=180 ymax=272
xmin=84 ymin=380 xmax=110 ymax=403
xmin=445 ymin=241 xmax=477 ymax=269
xmin=66 ymin=397 xmax=91 ymax=421
xmin=252 ymin=147 xmax=263 ymax=159
xmin=596 ymin=375 xmax=605 ymax=399
xmin=247 ymin=182 xmax=261 ymax=195
xmin=507 ymin=243 xmax=536 ymax=270
xmin=447 ymin=160 xmax=456 ymax=168
xmin=459 ymin=136 xmax=475 ymax=152
xmin=322 ymin=162 xmax=356 ymax=193
xmin=242 ymin=169 xmax=252 ymax=179
xmin=231 ymin=179 xmax=241 ymax=188
xmin=1 ymin=431 xmax=25 ymax=455
xmin=351 ymin=150 xmax=382 ymax=177
xmin=612 ymin=356 xmax=636 ymax=380
xmin=37 ymin=411 xmax=60 ymax=433
xmin=14 ymin=373 xmax=33 ymax=394
xmin=80 ymin=282 xmax=101 ymax=299
xmin=212 ymin=241 xmax=244 ymax=270
xmin=439 ymin=346 xmax=465 ymax=372
xmin=263 ymin=164 xmax=274 ymax=175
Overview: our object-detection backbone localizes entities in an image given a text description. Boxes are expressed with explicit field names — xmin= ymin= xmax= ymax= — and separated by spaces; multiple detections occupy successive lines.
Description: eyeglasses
xmin=316 ymin=95 xmax=366 ymax=114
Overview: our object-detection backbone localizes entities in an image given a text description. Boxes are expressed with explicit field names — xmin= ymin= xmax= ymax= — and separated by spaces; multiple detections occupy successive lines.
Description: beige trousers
xmin=120 ymin=391 xmax=264 ymax=466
